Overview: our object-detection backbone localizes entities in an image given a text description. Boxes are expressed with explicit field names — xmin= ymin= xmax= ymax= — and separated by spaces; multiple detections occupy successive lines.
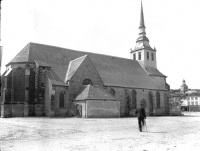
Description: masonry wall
xmin=74 ymin=101 xmax=86 ymax=118
xmin=44 ymin=74 xmax=52 ymax=116
xmin=86 ymin=100 xmax=120 ymax=118
xmin=105 ymin=86 xmax=167 ymax=117
xmin=53 ymin=86 xmax=69 ymax=117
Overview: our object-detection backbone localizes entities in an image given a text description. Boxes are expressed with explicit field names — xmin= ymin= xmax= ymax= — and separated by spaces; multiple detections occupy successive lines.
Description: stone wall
xmin=105 ymin=86 xmax=167 ymax=117
xmin=12 ymin=104 xmax=24 ymax=117
xmin=1 ymin=104 xmax=12 ymax=117
xmin=86 ymin=100 xmax=120 ymax=118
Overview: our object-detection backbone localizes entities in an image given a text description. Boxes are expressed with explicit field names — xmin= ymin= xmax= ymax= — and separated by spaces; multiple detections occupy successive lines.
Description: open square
xmin=0 ymin=113 xmax=200 ymax=151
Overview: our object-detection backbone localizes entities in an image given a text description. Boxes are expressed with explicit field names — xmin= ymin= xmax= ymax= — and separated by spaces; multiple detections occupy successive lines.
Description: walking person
xmin=135 ymin=104 xmax=146 ymax=132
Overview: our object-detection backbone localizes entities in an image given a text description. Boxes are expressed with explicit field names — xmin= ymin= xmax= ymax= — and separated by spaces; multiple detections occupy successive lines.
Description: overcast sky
xmin=1 ymin=0 xmax=200 ymax=89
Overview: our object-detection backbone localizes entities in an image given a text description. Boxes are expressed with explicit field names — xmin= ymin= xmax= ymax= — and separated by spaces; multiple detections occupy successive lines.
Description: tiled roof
xmin=75 ymin=85 xmax=116 ymax=101
xmin=9 ymin=42 xmax=166 ymax=90
xmin=45 ymin=69 xmax=68 ymax=86
xmin=145 ymin=67 xmax=166 ymax=77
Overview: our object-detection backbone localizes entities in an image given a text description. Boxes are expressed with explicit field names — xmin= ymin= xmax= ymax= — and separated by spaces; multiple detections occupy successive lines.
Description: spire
xmin=139 ymin=1 xmax=145 ymax=29
xmin=131 ymin=1 xmax=155 ymax=53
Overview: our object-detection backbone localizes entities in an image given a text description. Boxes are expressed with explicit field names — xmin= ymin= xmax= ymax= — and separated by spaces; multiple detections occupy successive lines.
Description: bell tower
xmin=130 ymin=1 xmax=157 ymax=69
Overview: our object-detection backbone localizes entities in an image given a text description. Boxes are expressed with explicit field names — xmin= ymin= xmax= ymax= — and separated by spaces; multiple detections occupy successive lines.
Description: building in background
xmin=0 ymin=2 xmax=169 ymax=118
xmin=170 ymin=80 xmax=200 ymax=113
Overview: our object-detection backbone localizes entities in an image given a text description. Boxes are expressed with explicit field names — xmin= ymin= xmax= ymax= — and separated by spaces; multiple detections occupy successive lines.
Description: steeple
xmin=130 ymin=1 xmax=157 ymax=69
xmin=139 ymin=1 xmax=145 ymax=29
xmin=180 ymin=79 xmax=188 ymax=93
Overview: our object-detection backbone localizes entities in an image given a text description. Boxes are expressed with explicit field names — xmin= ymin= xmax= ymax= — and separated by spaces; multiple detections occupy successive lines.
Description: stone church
xmin=0 ymin=2 xmax=170 ymax=118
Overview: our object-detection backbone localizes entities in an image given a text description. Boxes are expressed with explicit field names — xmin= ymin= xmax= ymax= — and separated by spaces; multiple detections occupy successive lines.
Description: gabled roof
xmin=65 ymin=55 xmax=87 ymax=81
xmin=75 ymin=85 xmax=116 ymax=101
xmin=10 ymin=43 xmax=30 ymax=62
xmin=8 ymin=42 xmax=166 ymax=90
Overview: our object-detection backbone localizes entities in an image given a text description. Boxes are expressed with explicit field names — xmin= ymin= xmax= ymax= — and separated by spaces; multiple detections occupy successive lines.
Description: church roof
xmin=145 ymin=67 xmax=166 ymax=77
xmin=65 ymin=55 xmax=87 ymax=81
xmin=45 ymin=69 xmax=68 ymax=86
xmin=75 ymin=85 xmax=116 ymax=101
xmin=9 ymin=42 xmax=166 ymax=90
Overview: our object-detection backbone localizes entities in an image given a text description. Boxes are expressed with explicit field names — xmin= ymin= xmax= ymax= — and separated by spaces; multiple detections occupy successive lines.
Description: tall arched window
xmin=59 ymin=92 xmax=65 ymax=108
xmin=13 ymin=68 xmax=25 ymax=102
xmin=132 ymin=90 xmax=137 ymax=109
xmin=149 ymin=92 xmax=154 ymax=113
xmin=51 ymin=95 xmax=55 ymax=110
xmin=82 ymin=79 xmax=93 ymax=85
xmin=156 ymin=92 xmax=160 ymax=108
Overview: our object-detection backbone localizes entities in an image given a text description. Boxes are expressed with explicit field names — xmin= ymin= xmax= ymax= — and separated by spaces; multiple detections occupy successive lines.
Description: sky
xmin=1 ymin=0 xmax=200 ymax=89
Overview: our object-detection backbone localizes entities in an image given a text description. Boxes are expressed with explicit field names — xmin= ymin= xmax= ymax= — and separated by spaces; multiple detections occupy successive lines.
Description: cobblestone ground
xmin=0 ymin=112 xmax=200 ymax=151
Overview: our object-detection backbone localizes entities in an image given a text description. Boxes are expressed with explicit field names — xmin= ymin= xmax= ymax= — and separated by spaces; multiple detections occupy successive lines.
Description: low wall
xmin=1 ymin=104 xmax=12 ymax=118
xmin=34 ymin=104 xmax=45 ymax=116
xmin=86 ymin=100 xmax=120 ymax=118
xmin=12 ymin=104 xmax=24 ymax=117
xmin=54 ymin=109 xmax=67 ymax=117
xmin=29 ymin=104 xmax=34 ymax=116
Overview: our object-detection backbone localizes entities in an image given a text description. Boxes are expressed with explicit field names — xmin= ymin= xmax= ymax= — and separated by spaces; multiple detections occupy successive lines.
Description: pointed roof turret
xmin=139 ymin=1 xmax=145 ymax=29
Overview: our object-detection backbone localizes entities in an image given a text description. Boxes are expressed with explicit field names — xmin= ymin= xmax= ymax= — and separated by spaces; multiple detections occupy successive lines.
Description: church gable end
xmin=67 ymin=55 xmax=104 ymax=100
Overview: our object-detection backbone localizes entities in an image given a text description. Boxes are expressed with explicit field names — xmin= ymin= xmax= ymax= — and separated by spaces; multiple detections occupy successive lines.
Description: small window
xmin=188 ymin=101 xmax=190 ymax=105
xmin=138 ymin=52 xmax=141 ymax=60
xmin=82 ymin=79 xmax=93 ymax=85
xmin=133 ymin=53 xmax=136 ymax=60
xmin=195 ymin=101 xmax=198 ymax=105
xmin=191 ymin=97 xmax=194 ymax=100
xmin=151 ymin=53 xmax=154 ymax=61
xmin=147 ymin=52 xmax=149 ymax=60
xmin=195 ymin=97 xmax=198 ymax=100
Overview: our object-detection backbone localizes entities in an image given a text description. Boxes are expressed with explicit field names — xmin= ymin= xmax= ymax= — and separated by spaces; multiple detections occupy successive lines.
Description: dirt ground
xmin=0 ymin=112 xmax=200 ymax=151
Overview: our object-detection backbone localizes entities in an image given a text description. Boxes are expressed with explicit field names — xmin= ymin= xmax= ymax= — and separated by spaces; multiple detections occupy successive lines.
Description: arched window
xmin=109 ymin=88 xmax=115 ymax=96
xmin=13 ymin=68 xmax=25 ymax=102
xmin=59 ymin=92 xmax=65 ymax=108
xmin=149 ymin=92 xmax=154 ymax=113
xmin=82 ymin=79 xmax=93 ymax=85
xmin=51 ymin=95 xmax=55 ymax=110
xmin=156 ymin=92 xmax=160 ymax=108
xmin=132 ymin=90 xmax=137 ymax=109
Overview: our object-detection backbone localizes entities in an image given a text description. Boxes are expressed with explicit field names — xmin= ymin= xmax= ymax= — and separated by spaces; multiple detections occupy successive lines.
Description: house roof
xmin=75 ymin=85 xmax=116 ymax=101
xmin=8 ymin=42 xmax=166 ymax=90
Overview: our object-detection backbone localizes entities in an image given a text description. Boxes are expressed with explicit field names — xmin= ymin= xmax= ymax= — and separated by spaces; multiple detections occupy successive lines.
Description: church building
xmin=0 ymin=2 xmax=170 ymax=117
